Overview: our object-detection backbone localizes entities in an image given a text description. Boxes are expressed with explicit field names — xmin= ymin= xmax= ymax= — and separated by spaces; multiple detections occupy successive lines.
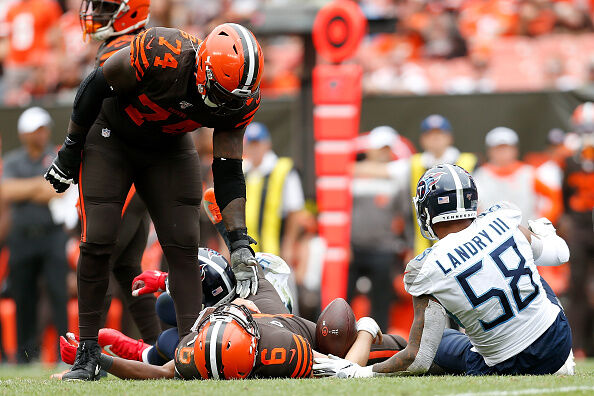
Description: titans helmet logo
xmin=416 ymin=172 xmax=446 ymax=202
xmin=199 ymin=263 xmax=206 ymax=281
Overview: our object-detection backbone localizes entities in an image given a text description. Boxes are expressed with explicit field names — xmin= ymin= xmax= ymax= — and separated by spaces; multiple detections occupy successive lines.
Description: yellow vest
xmin=245 ymin=157 xmax=294 ymax=255
xmin=410 ymin=152 xmax=477 ymax=255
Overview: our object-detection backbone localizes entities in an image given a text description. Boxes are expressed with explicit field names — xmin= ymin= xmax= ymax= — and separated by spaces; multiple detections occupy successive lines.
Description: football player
xmin=80 ymin=0 xmax=161 ymax=345
xmin=45 ymin=23 xmax=264 ymax=380
xmin=314 ymin=164 xmax=573 ymax=377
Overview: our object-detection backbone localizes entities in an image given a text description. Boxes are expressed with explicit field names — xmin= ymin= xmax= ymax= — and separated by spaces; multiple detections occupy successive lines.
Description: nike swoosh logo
xmin=103 ymin=345 xmax=117 ymax=357
xmin=146 ymin=37 xmax=154 ymax=49
xmin=94 ymin=364 xmax=100 ymax=376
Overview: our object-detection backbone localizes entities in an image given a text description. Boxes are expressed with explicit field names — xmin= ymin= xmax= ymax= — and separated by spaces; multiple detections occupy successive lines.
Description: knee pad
xmin=79 ymin=241 xmax=116 ymax=256
xmin=156 ymin=292 xmax=177 ymax=326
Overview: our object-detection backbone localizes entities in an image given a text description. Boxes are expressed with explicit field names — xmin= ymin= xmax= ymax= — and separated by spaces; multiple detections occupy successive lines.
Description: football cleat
xmin=61 ymin=339 xmax=102 ymax=381
xmin=98 ymin=328 xmax=150 ymax=361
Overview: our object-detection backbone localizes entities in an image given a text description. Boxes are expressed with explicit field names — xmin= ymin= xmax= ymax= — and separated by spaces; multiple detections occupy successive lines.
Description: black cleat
xmin=62 ymin=340 xmax=102 ymax=381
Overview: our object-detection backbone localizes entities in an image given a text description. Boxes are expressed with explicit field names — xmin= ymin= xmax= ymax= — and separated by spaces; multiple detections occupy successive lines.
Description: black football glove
xmin=44 ymin=136 xmax=82 ymax=193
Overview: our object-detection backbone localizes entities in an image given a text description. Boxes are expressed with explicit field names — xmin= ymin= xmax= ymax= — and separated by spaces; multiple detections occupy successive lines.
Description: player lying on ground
xmin=93 ymin=248 xmax=297 ymax=367
xmin=57 ymin=259 xmax=406 ymax=379
xmin=314 ymin=164 xmax=574 ymax=377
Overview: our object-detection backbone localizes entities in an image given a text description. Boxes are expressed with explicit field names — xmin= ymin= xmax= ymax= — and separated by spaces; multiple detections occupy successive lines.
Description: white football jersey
xmin=404 ymin=202 xmax=560 ymax=366
xmin=256 ymin=253 xmax=296 ymax=314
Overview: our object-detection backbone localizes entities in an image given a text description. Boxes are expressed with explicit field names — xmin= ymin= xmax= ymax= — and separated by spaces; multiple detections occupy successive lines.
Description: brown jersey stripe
xmin=131 ymin=35 xmax=144 ymax=79
xmin=297 ymin=335 xmax=311 ymax=378
xmin=98 ymin=50 xmax=119 ymax=66
xmin=290 ymin=334 xmax=303 ymax=378
xmin=368 ymin=350 xmax=399 ymax=361
xmin=242 ymin=105 xmax=259 ymax=120
xmin=234 ymin=115 xmax=255 ymax=129
xmin=139 ymin=30 xmax=150 ymax=71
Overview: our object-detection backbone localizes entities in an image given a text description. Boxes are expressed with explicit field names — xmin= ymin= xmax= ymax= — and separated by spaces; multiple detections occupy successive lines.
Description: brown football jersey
xmin=95 ymin=34 xmax=137 ymax=67
xmin=174 ymin=314 xmax=314 ymax=380
xmin=101 ymin=27 xmax=260 ymax=141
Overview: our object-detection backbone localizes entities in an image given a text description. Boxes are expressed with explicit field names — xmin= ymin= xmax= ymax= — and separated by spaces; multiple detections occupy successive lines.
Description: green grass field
xmin=0 ymin=360 xmax=593 ymax=396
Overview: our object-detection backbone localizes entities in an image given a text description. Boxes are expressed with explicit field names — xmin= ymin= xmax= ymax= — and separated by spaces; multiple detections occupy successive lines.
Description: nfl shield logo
xmin=101 ymin=128 xmax=111 ymax=138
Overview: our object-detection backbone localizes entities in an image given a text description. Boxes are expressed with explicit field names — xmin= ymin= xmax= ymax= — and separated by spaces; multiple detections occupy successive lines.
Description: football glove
xmin=44 ymin=139 xmax=82 ymax=193
xmin=313 ymin=355 xmax=373 ymax=378
xmin=528 ymin=217 xmax=556 ymax=237
xmin=60 ymin=332 xmax=79 ymax=365
xmin=131 ymin=270 xmax=168 ymax=296
xmin=230 ymin=247 xmax=258 ymax=299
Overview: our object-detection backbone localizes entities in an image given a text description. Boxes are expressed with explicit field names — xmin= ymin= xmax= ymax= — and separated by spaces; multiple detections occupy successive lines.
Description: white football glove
xmin=230 ymin=247 xmax=258 ymax=298
xmin=313 ymin=355 xmax=373 ymax=378
xmin=528 ymin=217 xmax=556 ymax=237
xmin=356 ymin=317 xmax=381 ymax=342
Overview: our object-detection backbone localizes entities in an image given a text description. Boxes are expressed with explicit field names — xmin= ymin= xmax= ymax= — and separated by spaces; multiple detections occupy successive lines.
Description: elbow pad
xmin=531 ymin=234 xmax=570 ymax=266
xmin=71 ymin=67 xmax=114 ymax=128
xmin=407 ymin=300 xmax=446 ymax=374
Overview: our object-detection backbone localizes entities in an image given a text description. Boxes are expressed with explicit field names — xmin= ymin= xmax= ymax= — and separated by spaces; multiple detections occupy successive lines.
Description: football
xmin=315 ymin=298 xmax=358 ymax=357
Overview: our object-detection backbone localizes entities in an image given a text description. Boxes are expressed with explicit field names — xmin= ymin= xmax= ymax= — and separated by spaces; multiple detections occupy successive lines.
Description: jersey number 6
xmin=456 ymin=236 xmax=540 ymax=331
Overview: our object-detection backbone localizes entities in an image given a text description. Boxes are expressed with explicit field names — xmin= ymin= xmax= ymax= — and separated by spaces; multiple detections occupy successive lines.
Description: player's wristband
xmin=228 ymin=228 xmax=256 ymax=253
xmin=99 ymin=354 xmax=113 ymax=371
xmin=356 ymin=317 xmax=380 ymax=338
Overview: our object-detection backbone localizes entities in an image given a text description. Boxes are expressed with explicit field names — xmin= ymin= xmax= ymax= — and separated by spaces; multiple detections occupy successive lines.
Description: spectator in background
xmin=1 ymin=0 xmax=62 ymax=105
xmin=349 ymin=126 xmax=410 ymax=331
xmin=561 ymin=102 xmax=594 ymax=357
xmin=473 ymin=127 xmax=557 ymax=225
xmin=1 ymin=107 xmax=68 ymax=363
xmin=355 ymin=114 xmax=477 ymax=256
xmin=243 ymin=122 xmax=305 ymax=268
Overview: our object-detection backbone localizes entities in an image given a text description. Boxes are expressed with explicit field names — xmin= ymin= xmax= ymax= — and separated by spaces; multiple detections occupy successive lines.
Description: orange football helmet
xmin=80 ymin=0 xmax=150 ymax=41
xmin=193 ymin=304 xmax=260 ymax=380
xmin=572 ymin=102 xmax=594 ymax=134
xmin=196 ymin=23 xmax=263 ymax=114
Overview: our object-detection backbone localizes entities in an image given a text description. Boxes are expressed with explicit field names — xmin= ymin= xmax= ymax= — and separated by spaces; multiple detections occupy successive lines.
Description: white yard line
xmin=449 ymin=386 xmax=594 ymax=396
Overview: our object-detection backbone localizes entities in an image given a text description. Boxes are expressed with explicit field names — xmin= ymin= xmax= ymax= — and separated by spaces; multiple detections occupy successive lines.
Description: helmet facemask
xmin=199 ymin=64 xmax=259 ymax=115
xmin=80 ymin=0 xmax=149 ymax=41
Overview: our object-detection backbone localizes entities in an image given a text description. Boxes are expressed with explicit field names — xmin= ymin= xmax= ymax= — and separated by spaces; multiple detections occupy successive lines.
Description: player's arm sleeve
xmin=370 ymin=296 xmax=446 ymax=376
xmin=70 ymin=67 xmax=115 ymax=129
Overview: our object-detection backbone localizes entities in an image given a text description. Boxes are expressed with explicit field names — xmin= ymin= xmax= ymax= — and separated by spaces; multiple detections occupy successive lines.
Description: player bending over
xmin=314 ymin=164 xmax=573 ymax=377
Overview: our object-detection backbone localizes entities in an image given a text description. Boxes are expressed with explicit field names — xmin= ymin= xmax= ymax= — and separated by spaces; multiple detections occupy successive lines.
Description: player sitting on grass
xmin=314 ymin=164 xmax=574 ymax=377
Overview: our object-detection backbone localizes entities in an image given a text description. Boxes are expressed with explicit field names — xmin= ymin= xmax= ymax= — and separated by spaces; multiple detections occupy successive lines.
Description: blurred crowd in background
xmin=0 ymin=0 xmax=592 ymax=368
xmin=5 ymin=0 xmax=594 ymax=104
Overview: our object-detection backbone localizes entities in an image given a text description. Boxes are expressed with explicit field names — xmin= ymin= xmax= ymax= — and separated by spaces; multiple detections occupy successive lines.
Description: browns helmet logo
xmin=416 ymin=172 xmax=446 ymax=202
